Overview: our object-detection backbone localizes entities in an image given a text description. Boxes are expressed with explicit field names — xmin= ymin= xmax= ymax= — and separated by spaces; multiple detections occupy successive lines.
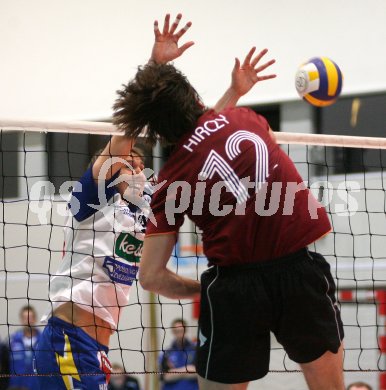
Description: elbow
xmin=139 ymin=268 xmax=158 ymax=292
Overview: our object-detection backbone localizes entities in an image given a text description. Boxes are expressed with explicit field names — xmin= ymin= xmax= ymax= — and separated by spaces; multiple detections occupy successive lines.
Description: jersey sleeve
xmin=146 ymin=176 xmax=185 ymax=236
xmin=68 ymin=166 xmax=119 ymax=222
xmin=238 ymin=106 xmax=270 ymax=132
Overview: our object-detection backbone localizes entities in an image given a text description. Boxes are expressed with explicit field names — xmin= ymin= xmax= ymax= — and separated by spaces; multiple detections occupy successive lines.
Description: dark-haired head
xmin=113 ymin=63 xmax=205 ymax=145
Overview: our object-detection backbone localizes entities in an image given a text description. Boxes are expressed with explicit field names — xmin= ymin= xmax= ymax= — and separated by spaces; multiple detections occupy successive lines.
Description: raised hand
xmin=150 ymin=13 xmax=194 ymax=64
xmin=213 ymin=48 xmax=276 ymax=112
xmin=231 ymin=47 xmax=276 ymax=98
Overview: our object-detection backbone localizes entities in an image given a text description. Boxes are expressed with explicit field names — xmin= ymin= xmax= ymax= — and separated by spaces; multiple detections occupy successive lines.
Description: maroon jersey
xmin=147 ymin=107 xmax=331 ymax=266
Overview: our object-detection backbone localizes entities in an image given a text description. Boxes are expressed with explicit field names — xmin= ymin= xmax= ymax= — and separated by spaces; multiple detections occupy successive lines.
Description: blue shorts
xmin=34 ymin=317 xmax=111 ymax=390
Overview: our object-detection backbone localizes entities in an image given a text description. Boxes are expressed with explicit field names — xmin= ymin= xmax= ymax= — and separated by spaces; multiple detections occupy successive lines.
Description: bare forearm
xmin=140 ymin=267 xmax=200 ymax=299
xmin=153 ymin=269 xmax=200 ymax=299
xmin=213 ymin=87 xmax=241 ymax=113
xmin=92 ymin=135 xmax=134 ymax=182
xmin=140 ymin=234 xmax=200 ymax=299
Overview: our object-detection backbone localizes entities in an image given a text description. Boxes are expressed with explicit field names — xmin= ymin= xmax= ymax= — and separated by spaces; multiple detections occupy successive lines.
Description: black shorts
xmin=196 ymin=248 xmax=344 ymax=384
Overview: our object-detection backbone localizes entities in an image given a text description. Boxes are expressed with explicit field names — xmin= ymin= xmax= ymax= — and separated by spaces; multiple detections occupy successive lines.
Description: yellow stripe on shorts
xmin=55 ymin=333 xmax=81 ymax=390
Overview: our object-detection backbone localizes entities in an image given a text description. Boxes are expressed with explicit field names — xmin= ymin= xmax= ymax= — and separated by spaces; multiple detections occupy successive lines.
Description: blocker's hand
xmin=119 ymin=171 xmax=148 ymax=209
xmin=150 ymin=13 xmax=194 ymax=64
xmin=231 ymin=47 xmax=276 ymax=98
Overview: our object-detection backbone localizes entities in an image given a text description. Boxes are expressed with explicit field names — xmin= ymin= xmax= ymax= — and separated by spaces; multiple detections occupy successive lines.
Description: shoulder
xmin=184 ymin=339 xmax=197 ymax=350
xmin=188 ymin=338 xmax=197 ymax=347
xmin=225 ymin=106 xmax=269 ymax=127
xmin=69 ymin=166 xmax=119 ymax=222
xmin=10 ymin=330 xmax=22 ymax=340
xmin=9 ymin=331 xmax=23 ymax=345
xmin=164 ymin=344 xmax=175 ymax=354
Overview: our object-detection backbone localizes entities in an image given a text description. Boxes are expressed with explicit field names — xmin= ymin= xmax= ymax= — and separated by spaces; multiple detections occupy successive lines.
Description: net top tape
xmin=0 ymin=118 xmax=117 ymax=136
xmin=1 ymin=118 xmax=386 ymax=149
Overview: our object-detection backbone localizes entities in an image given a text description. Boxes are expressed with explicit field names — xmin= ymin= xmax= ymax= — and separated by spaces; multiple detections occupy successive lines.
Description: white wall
xmin=1 ymin=0 xmax=386 ymax=120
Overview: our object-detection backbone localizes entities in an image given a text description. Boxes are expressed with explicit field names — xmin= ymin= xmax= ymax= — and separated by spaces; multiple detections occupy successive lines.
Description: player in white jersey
xmin=43 ymin=144 xmax=149 ymax=333
xmin=34 ymin=14 xmax=195 ymax=390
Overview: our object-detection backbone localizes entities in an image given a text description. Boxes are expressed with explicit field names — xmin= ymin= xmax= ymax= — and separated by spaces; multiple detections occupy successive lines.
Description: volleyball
xmin=295 ymin=57 xmax=343 ymax=107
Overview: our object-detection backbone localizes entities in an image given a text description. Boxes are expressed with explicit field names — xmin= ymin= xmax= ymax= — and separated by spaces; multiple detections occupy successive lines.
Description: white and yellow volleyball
xmin=295 ymin=57 xmax=343 ymax=107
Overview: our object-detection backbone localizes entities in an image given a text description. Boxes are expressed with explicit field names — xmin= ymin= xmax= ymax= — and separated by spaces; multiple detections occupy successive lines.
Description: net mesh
xmin=1 ymin=123 xmax=386 ymax=388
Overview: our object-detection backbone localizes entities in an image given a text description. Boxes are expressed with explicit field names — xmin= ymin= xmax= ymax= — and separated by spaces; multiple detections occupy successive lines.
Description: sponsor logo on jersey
xmin=103 ymin=256 xmax=138 ymax=286
xmin=115 ymin=232 xmax=143 ymax=263
xmin=115 ymin=204 xmax=136 ymax=218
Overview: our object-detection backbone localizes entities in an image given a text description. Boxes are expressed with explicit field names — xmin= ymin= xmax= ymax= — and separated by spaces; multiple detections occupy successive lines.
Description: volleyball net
xmin=1 ymin=119 xmax=386 ymax=387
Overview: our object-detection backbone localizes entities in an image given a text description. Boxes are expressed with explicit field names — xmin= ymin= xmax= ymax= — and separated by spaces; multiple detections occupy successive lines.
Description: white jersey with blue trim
xmin=41 ymin=167 xmax=151 ymax=329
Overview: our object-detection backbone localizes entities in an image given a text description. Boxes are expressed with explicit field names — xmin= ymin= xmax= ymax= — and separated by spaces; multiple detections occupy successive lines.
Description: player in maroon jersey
xmin=113 ymin=15 xmax=345 ymax=390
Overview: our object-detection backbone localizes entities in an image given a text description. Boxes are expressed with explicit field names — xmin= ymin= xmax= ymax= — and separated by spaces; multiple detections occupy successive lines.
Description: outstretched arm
xmin=213 ymin=47 xmax=276 ymax=112
xmin=91 ymin=135 xmax=135 ymax=183
xmin=150 ymin=13 xmax=194 ymax=64
xmin=98 ymin=14 xmax=194 ymax=182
